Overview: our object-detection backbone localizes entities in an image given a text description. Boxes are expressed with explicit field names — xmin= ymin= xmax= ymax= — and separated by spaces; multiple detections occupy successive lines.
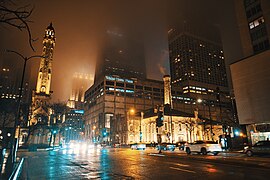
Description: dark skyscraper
xmin=239 ymin=0 xmax=270 ymax=55
xmin=94 ymin=29 xmax=146 ymax=82
xmin=168 ymin=28 xmax=233 ymax=130
xmin=168 ymin=29 xmax=228 ymax=88
xmin=230 ymin=0 xmax=270 ymax=144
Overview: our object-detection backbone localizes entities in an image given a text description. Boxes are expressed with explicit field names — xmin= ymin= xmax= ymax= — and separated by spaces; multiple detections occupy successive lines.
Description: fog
xmin=0 ymin=0 xmax=240 ymax=102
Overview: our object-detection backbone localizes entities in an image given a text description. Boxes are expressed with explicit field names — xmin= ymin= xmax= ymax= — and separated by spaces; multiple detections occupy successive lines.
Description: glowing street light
xmin=197 ymin=98 xmax=213 ymax=141
xmin=129 ymin=108 xmax=135 ymax=115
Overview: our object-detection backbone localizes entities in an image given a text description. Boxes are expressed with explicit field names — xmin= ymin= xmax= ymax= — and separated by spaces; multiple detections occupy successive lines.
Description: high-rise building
xmin=0 ymin=66 xmax=20 ymax=101
xmin=30 ymin=23 xmax=56 ymax=125
xmin=94 ymin=29 xmax=146 ymax=82
xmin=168 ymin=29 xmax=233 ymax=132
xmin=85 ymin=28 xmax=147 ymax=144
xmin=63 ymin=109 xmax=85 ymax=143
xmin=67 ymin=72 xmax=93 ymax=109
xmin=168 ymin=29 xmax=228 ymax=87
xmin=0 ymin=65 xmax=30 ymax=128
xmin=230 ymin=0 xmax=270 ymax=143
xmin=84 ymin=76 xmax=164 ymax=144
xmin=65 ymin=73 xmax=92 ymax=142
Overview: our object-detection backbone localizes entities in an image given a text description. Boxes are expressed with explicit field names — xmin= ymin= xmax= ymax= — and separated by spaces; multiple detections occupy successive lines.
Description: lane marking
xmin=170 ymin=162 xmax=190 ymax=167
xmin=148 ymin=153 xmax=165 ymax=157
xmin=169 ymin=167 xmax=196 ymax=174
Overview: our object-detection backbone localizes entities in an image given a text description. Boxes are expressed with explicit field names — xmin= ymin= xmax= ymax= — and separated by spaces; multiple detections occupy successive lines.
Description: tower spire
xmin=36 ymin=22 xmax=56 ymax=95
xmin=30 ymin=23 xmax=56 ymax=126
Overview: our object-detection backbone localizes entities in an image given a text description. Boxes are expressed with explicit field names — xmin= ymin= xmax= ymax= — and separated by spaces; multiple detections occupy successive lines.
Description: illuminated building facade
xmin=94 ymin=29 xmax=146 ymax=83
xmin=65 ymin=73 xmax=92 ymax=142
xmin=231 ymin=0 xmax=270 ymax=144
xmin=137 ymin=109 xmax=222 ymax=144
xmin=63 ymin=109 xmax=85 ymax=143
xmin=84 ymin=76 xmax=163 ymax=144
xmin=67 ymin=72 xmax=93 ymax=109
xmin=84 ymin=75 xmax=225 ymax=144
xmin=30 ymin=23 xmax=55 ymax=126
xmin=168 ymin=30 xmax=233 ymax=132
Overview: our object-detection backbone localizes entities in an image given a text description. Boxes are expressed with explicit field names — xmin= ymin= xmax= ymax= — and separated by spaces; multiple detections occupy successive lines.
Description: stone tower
xmin=30 ymin=23 xmax=56 ymax=126
xmin=163 ymin=75 xmax=173 ymax=108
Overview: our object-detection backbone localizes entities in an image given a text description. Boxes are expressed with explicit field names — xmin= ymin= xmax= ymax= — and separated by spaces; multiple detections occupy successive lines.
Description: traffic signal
xmin=102 ymin=129 xmax=107 ymax=137
xmin=156 ymin=110 xmax=164 ymax=127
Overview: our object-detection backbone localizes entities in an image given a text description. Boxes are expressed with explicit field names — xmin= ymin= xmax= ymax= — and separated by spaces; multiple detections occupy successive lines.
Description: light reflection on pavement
xmin=18 ymin=147 xmax=270 ymax=180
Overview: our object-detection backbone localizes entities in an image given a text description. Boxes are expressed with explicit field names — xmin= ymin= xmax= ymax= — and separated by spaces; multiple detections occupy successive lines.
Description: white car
xmin=131 ymin=143 xmax=146 ymax=150
xmin=185 ymin=141 xmax=222 ymax=156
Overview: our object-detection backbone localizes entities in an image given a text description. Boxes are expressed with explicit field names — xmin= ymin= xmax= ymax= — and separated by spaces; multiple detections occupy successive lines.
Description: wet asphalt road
xmin=18 ymin=147 xmax=270 ymax=180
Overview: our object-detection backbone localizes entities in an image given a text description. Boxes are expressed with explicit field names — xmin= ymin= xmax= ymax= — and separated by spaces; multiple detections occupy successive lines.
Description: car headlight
xmin=244 ymin=146 xmax=249 ymax=150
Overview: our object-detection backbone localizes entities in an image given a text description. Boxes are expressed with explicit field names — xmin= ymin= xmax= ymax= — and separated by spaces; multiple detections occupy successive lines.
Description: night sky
xmin=0 ymin=0 xmax=242 ymax=102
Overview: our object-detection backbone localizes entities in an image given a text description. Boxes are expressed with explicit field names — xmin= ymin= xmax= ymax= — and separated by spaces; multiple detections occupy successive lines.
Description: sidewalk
xmin=18 ymin=150 xmax=91 ymax=179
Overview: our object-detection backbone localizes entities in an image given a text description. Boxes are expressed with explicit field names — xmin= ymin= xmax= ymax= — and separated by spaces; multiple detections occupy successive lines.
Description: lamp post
xmin=140 ymin=112 xmax=143 ymax=142
xmin=7 ymin=50 xmax=43 ymax=164
xmin=197 ymin=98 xmax=213 ymax=141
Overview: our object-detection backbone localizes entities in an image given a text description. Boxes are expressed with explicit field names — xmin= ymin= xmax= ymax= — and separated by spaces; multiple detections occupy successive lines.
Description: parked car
xmin=244 ymin=140 xmax=270 ymax=157
xmin=156 ymin=143 xmax=176 ymax=151
xmin=131 ymin=143 xmax=146 ymax=150
xmin=185 ymin=141 xmax=222 ymax=155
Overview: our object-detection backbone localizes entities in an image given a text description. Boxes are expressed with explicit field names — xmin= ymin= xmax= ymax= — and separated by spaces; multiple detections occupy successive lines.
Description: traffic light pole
xmin=156 ymin=105 xmax=164 ymax=153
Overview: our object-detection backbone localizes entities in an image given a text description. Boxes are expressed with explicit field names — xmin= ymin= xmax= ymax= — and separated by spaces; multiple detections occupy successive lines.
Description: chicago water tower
xmin=30 ymin=23 xmax=56 ymax=125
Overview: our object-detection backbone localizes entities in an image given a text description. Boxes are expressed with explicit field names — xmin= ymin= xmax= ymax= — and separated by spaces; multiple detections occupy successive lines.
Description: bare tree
xmin=0 ymin=0 xmax=35 ymax=51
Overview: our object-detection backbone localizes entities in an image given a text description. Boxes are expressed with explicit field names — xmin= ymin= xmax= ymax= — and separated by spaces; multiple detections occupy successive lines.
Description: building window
xmin=249 ymin=17 xmax=265 ymax=30
xmin=144 ymin=86 xmax=152 ymax=91
xmin=136 ymin=85 xmax=143 ymax=90
xmin=106 ymin=81 xmax=114 ymax=86
xmin=116 ymin=82 xmax=124 ymax=87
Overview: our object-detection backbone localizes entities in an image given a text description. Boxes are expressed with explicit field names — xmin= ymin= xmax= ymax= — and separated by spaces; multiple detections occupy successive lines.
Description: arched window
xmin=41 ymin=86 xmax=46 ymax=92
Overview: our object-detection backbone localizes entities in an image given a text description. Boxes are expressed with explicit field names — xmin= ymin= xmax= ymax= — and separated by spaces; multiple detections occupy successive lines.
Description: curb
xmin=8 ymin=158 xmax=24 ymax=180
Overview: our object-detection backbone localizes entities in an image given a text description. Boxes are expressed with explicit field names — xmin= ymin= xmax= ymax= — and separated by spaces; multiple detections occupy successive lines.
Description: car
xmin=185 ymin=140 xmax=222 ymax=155
xmin=156 ymin=143 xmax=176 ymax=151
xmin=244 ymin=140 xmax=270 ymax=157
xmin=131 ymin=143 xmax=146 ymax=150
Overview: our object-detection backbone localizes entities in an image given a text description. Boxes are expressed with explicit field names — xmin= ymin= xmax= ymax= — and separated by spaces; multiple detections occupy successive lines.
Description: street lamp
xmin=7 ymin=50 xmax=43 ymax=164
xmin=140 ymin=112 xmax=143 ymax=142
xmin=197 ymin=98 xmax=214 ymax=141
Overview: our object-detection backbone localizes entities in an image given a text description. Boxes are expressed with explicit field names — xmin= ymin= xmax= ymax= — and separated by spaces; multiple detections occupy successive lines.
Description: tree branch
xmin=0 ymin=2 xmax=35 ymax=51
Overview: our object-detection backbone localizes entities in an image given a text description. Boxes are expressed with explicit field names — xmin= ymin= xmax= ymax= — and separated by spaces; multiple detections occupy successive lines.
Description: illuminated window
xmin=249 ymin=17 xmax=265 ymax=29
